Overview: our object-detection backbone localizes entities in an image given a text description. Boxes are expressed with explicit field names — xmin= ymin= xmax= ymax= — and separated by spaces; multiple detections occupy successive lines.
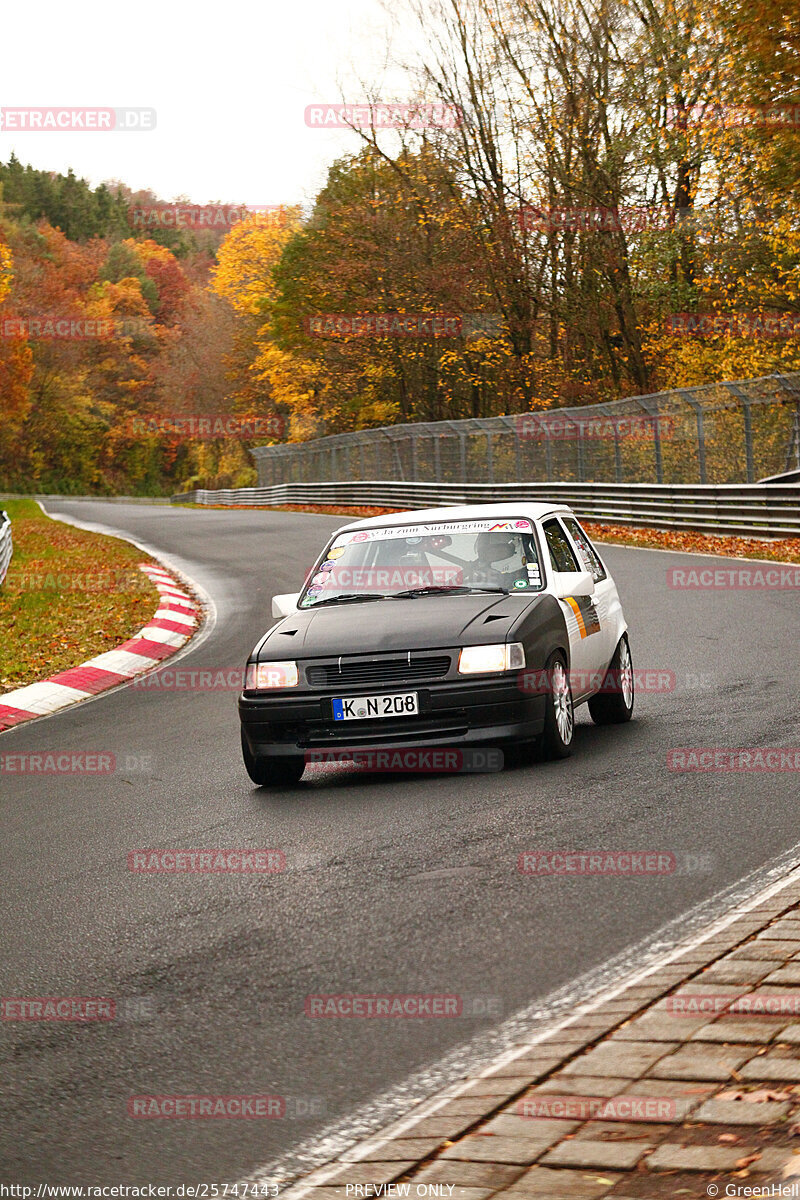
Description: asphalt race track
xmin=2 ymin=500 xmax=800 ymax=1185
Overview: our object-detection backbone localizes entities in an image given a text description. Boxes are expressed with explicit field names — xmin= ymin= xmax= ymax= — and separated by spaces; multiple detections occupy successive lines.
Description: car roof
xmin=334 ymin=502 xmax=573 ymax=534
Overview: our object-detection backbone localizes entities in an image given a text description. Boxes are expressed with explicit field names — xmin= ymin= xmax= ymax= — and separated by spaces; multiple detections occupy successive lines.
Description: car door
xmin=559 ymin=515 xmax=621 ymax=669
xmin=540 ymin=517 xmax=607 ymax=700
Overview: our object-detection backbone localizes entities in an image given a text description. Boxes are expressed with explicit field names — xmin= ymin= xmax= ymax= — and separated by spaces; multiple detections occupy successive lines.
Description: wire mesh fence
xmin=251 ymin=372 xmax=800 ymax=488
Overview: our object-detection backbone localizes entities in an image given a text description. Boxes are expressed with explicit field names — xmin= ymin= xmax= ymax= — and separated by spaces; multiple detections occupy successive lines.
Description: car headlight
xmin=457 ymin=643 xmax=525 ymax=674
xmin=245 ymin=661 xmax=299 ymax=689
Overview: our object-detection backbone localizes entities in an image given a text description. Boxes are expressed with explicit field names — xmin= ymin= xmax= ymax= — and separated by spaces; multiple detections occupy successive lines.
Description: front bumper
xmin=239 ymin=677 xmax=546 ymax=762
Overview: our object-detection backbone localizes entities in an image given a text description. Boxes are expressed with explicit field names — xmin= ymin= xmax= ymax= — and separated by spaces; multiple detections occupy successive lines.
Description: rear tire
xmin=241 ymin=732 xmax=304 ymax=787
xmin=588 ymin=634 xmax=634 ymax=725
xmin=540 ymin=651 xmax=574 ymax=760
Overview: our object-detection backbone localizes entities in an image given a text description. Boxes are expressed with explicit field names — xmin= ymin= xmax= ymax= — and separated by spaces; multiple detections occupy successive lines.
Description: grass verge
xmin=0 ymin=499 xmax=160 ymax=694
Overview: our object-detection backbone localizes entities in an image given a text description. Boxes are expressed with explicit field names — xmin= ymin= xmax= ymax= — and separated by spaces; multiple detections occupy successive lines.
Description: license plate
xmin=332 ymin=692 xmax=419 ymax=721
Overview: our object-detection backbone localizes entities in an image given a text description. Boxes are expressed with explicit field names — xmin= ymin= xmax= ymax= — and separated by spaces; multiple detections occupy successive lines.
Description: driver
xmin=467 ymin=532 xmax=527 ymax=588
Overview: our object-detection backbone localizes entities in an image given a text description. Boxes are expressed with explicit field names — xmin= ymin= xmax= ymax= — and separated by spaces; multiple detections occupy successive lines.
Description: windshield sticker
xmin=331 ymin=519 xmax=533 ymax=546
xmin=326 ymin=546 xmax=346 ymax=559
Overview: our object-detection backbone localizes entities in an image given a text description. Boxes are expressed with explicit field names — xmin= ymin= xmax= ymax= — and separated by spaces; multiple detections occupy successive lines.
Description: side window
xmin=543 ymin=519 xmax=580 ymax=573
xmin=563 ymin=518 xmax=607 ymax=583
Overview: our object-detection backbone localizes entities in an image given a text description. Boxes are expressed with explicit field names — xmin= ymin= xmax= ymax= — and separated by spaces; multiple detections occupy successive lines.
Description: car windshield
xmin=298 ymin=518 xmax=545 ymax=608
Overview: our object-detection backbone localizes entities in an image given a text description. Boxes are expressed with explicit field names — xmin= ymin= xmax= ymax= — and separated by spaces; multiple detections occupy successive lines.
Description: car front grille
xmin=306 ymin=655 xmax=451 ymax=689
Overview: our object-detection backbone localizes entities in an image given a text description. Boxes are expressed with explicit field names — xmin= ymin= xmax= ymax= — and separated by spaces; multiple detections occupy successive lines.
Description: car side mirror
xmin=272 ymin=592 xmax=300 ymax=618
xmin=554 ymin=570 xmax=594 ymax=599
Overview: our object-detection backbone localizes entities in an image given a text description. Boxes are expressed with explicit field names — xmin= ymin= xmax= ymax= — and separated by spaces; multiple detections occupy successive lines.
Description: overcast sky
xmin=0 ymin=0 xmax=422 ymax=207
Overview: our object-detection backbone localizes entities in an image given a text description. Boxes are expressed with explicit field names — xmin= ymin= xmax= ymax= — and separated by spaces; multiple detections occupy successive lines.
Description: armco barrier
xmin=172 ymin=481 xmax=800 ymax=538
xmin=0 ymin=510 xmax=12 ymax=587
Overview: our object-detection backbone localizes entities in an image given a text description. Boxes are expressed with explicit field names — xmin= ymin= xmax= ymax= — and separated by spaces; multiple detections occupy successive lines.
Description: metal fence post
xmin=394 ymin=439 xmax=405 ymax=481
xmin=653 ymin=410 xmax=664 ymax=483
xmin=787 ymin=405 xmax=800 ymax=471
xmin=486 ymin=432 xmax=495 ymax=484
xmin=433 ymin=434 xmax=442 ymax=482
xmin=459 ymin=433 xmax=467 ymax=482
xmin=637 ymin=399 xmax=664 ymax=483
xmin=743 ymin=402 xmax=755 ymax=482
xmin=696 ymin=408 xmax=708 ymax=483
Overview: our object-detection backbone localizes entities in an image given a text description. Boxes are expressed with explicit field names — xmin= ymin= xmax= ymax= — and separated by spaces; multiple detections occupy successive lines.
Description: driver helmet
xmin=475 ymin=532 xmax=517 ymax=565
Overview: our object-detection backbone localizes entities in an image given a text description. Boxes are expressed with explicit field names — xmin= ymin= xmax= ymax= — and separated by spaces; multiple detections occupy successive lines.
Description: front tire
xmin=540 ymin=652 xmax=574 ymax=759
xmin=588 ymin=634 xmax=634 ymax=725
xmin=241 ymin=732 xmax=304 ymax=787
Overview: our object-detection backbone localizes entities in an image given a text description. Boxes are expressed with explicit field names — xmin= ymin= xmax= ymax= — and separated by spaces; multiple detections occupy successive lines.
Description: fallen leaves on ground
xmin=0 ymin=500 xmax=160 ymax=690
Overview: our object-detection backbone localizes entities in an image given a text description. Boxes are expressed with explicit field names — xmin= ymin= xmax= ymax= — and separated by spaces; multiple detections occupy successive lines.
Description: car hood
xmin=256 ymin=592 xmax=547 ymax=659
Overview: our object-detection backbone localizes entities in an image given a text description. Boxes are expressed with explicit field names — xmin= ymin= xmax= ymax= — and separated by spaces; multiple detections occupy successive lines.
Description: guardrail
xmin=173 ymin=481 xmax=800 ymax=538
xmin=0 ymin=510 xmax=12 ymax=587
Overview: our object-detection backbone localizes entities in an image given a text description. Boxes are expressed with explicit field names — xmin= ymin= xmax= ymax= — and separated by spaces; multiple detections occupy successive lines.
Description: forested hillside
xmin=1 ymin=0 xmax=798 ymax=494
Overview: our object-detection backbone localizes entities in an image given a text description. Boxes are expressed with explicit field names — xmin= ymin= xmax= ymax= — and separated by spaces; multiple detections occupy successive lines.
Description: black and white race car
xmin=239 ymin=504 xmax=633 ymax=785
